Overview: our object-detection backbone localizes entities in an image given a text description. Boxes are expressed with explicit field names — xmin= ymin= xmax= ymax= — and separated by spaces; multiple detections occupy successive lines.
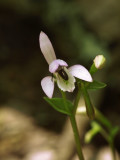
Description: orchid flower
xmin=39 ymin=31 xmax=93 ymax=98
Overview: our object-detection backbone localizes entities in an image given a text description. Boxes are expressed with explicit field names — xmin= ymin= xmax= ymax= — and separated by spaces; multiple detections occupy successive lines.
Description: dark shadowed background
xmin=0 ymin=0 xmax=120 ymax=160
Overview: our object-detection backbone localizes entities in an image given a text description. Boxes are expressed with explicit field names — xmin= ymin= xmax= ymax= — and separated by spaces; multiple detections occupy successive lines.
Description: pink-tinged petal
xmin=68 ymin=65 xmax=93 ymax=82
xmin=41 ymin=76 xmax=54 ymax=98
xmin=39 ymin=32 xmax=56 ymax=64
xmin=49 ymin=59 xmax=68 ymax=73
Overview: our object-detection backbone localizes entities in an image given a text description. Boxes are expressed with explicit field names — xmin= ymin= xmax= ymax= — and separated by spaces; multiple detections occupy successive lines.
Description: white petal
xmin=68 ymin=65 xmax=93 ymax=82
xmin=56 ymin=68 xmax=75 ymax=92
xmin=49 ymin=59 xmax=68 ymax=73
xmin=39 ymin=32 xmax=56 ymax=64
xmin=41 ymin=76 xmax=54 ymax=98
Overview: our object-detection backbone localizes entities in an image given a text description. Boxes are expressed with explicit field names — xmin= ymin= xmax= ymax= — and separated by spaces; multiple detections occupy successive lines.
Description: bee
xmin=58 ymin=68 xmax=68 ymax=80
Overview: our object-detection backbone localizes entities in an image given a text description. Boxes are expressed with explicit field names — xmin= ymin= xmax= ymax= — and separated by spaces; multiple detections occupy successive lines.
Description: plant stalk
xmin=81 ymin=82 xmax=95 ymax=119
xmin=110 ymin=141 xmax=116 ymax=160
xmin=70 ymin=115 xmax=85 ymax=160
xmin=60 ymin=90 xmax=85 ymax=160
xmin=73 ymin=83 xmax=81 ymax=115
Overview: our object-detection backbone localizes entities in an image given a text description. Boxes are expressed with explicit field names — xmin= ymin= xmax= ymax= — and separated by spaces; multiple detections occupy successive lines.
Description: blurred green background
xmin=0 ymin=0 xmax=120 ymax=159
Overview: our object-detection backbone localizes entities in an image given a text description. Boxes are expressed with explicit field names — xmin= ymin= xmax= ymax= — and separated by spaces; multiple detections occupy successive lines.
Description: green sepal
xmin=44 ymin=97 xmax=73 ymax=115
xmin=86 ymin=80 xmax=107 ymax=90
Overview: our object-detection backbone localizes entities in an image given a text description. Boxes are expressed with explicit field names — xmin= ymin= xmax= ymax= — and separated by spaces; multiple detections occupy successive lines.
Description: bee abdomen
xmin=58 ymin=69 xmax=68 ymax=80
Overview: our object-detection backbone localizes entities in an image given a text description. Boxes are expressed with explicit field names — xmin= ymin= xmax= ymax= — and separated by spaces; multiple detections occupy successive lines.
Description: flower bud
xmin=94 ymin=55 xmax=106 ymax=69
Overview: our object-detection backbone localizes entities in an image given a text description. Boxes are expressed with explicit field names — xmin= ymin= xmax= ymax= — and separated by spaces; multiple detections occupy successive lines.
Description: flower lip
xmin=56 ymin=67 xmax=76 ymax=92
xmin=49 ymin=59 xmax=68 ymax=73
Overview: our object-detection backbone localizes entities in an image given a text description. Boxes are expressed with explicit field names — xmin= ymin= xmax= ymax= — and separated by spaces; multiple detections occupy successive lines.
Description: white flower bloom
xmin=39 ymin=31 xmax=93 ymax=98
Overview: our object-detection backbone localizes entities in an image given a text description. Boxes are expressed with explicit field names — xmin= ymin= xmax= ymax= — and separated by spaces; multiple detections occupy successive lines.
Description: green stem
xmin=89 ymin=63 xmax=98 ymax=75
xmin=102 ymin=132 xmax=116 ymax=160
xmin=96 ymin=121 xmax=116 ymax=160
xmin=110 ymin=141 xmax=116 ymax=160
xmin=60 ymin=90 xmax=68 ymax=112
xmin=60 ymin=89 xmax=66 ymax=100
xmin=81 ymin=82 xmax=95 ymax=119
xmin=70 ymin=115 xmax=85 ymax=160
xmin=95 ymin=109 xmax=112 ymax=130
xmin=99 ymin=126 xmax=110 ymax=142
xmin=95 ymin=109 xmax=116 ymax=160
xmin=73 ymin=83 xmax=81 ymax=115
xmin=60 ymin=90 xmax=85 ymax=160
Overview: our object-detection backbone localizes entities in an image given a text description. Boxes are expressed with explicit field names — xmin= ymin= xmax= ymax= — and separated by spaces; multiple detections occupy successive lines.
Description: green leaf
xmin=86 ymin=80 xmax=107 ymax=90
xmin=44 ymin=97 xmax=73 ymax=115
